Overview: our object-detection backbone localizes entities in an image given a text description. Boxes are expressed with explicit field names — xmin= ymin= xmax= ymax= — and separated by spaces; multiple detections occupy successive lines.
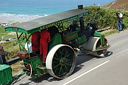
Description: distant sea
xmin=0 ymin=0 xmax=115 ymax=23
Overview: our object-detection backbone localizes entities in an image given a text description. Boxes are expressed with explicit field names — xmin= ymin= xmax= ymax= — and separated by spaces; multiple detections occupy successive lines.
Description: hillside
xmin=110 ymin=0 xmax=128 ymax=10
xmin=103 ymin=0 xmax=128 ymax=10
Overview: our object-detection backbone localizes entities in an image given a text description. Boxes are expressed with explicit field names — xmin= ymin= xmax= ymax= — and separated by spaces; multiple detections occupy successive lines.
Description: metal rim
xmin=95 ymin=38 xmax=108 ymax=57
xmin=46 ymin=44 xmax=76 ymax=79
xmin=25 ymin=64 xmax=32 ymax=76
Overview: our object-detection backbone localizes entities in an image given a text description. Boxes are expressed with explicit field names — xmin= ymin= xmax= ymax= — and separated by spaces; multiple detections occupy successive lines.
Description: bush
xmin=83 ymin=6 xmax=128 ymax=29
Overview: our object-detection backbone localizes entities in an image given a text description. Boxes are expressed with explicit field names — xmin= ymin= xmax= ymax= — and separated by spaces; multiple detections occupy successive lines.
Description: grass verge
xmin=102 ymin=29 xmax=119 ymax=36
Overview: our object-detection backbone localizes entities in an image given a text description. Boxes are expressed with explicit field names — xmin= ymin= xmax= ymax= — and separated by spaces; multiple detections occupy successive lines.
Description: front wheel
xmin=46 ymin=44 xmax=76 ymax=79
xmin=92 ymin=38 xmax=108 ymax=57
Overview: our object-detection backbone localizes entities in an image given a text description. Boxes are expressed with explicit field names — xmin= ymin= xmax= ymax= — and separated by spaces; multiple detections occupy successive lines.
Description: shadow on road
xmin=18 ymin=74 xmax=57 ymax=85
xmin=105 ymin=51 xmax=113 ymax=57
xmin=73 ymin=50 xmax=113 ymax=74
xmin=73 ymin=52 xmax=94 ymax=74
xmin=29 ymin=74 xmax=51 ymax=82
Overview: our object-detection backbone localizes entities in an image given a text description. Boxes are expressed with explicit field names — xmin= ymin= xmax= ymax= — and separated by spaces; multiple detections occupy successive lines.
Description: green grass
xmin=0 ymin=27 xmax=16 ymax=40
xmin=0 ymin=26 xmax=18 ymax=60
xmin=103 ymin=27 xmax=128 ymax=37
xmin=103 ymin=29 xmax=119 ymax=36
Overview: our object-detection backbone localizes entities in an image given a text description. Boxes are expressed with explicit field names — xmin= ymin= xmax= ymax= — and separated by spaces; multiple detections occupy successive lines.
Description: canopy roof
xmin=5 ymin=9 xmax=89 ymax=34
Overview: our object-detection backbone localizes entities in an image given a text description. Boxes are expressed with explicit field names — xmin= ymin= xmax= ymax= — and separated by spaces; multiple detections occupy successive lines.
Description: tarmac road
xmin=14 ymin=29 xmax=128 ymax=85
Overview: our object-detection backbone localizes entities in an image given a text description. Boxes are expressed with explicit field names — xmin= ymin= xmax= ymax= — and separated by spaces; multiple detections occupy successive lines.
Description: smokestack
xmin=78 ymin=5 xmax=83 ymax=9
xmin=78 ymin=5 xmax=84 ymax=31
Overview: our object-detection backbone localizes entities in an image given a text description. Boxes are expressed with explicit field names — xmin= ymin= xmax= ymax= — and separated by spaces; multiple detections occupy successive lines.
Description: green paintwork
xmin=16 ymin=33 xmax=32 ymax=56
xmin=0 ymin=64 xmax=13 ymax=85
xmin=77 ymin=35 xmax=86 ymax=45
xmin=24 ymin=56 xmax=47 ymax=78
xmin=64 ymin=30 xmax=86 ymax=46
xmin=65 ymin=31 xmax=78 ymax=41
xmin=94 ymin=32 xmax=105 ymax=46
xmin=49 ymin=33 xmax=62 ymax=50
xmin=18 ymin=39 xmax=26 ymax=51
xmin=5 ymin=27 xmax=28 ymax=33
xmin=5 ymin=27 xmax=41 ymax=34
xmin=27 ymin=28 xmax=40 ymax=34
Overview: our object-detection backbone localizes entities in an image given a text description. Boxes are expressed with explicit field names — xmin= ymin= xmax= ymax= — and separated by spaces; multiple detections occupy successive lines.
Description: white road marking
xmin=63 ymin=60 xmax=110 ymax=85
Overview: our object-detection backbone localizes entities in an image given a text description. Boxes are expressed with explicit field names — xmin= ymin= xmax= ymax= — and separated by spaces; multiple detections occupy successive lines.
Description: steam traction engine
xmin=0 ymin=5 xmax=109 ymax=85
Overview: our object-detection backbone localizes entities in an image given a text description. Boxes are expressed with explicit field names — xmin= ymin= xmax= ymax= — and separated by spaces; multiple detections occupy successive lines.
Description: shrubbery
xmin=83 ymin=6 xmax=128 ymax=29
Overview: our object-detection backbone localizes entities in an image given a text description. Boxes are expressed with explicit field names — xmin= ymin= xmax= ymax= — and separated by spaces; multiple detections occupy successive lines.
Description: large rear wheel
xmin=46 ymin=44 xmax=76 ymax=79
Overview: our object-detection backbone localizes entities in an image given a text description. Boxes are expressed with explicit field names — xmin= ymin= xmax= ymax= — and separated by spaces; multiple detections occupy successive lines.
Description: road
xmin=14 ymin=29 xmax=128 ymax=85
